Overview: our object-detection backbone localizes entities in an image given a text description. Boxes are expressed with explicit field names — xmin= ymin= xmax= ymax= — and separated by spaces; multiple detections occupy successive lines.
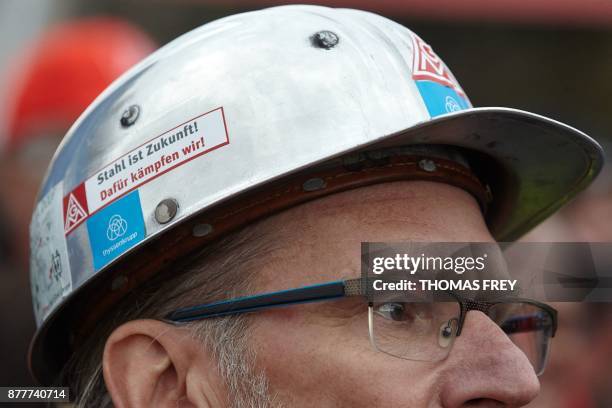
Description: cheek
xmin=249 ymin=308 xmax=441 ymax=407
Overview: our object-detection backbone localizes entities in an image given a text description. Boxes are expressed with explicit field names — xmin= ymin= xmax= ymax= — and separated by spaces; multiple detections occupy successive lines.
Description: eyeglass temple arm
xmin=166 ymin=279 xmax=364 ymax=323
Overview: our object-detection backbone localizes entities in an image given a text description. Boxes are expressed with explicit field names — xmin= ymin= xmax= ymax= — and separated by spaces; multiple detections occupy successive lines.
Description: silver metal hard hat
xmin=29 ymin=5 xmax=602 ymax=384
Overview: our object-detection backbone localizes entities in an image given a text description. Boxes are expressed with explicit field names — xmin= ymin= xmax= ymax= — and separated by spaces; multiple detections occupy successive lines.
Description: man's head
xmin=27 ymin=5 xmax=601 ymax=407
xmin=68 ymin=180 xmax=536 ymax=407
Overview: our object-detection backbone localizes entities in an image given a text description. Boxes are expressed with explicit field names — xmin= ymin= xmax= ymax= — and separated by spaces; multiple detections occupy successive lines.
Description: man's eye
xmin=375 ymin=302 xmax=413 ymax=321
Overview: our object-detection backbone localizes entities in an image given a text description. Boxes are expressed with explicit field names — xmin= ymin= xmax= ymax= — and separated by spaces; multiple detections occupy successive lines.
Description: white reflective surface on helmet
xmin=33 ymin=5 xmax=454 ymax=324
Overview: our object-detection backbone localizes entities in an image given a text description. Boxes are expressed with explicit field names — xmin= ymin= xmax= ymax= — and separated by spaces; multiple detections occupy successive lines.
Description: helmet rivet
xmin=302 ymin=177 xmax=327 ymax=192
xmin=419 ymin=159 xmax=437 ymax=172
xmin=120 ymin=104 xmax=140 ymax=127
xmin=155 ymin=198 xmax=179 ymax=224
xmin=193 ymin=223 xmax=213 ymax=237
xmin=111 ymin=275 xmax=128 ymax=291
xmin=311 ymin=30 xmax=339 ymax=49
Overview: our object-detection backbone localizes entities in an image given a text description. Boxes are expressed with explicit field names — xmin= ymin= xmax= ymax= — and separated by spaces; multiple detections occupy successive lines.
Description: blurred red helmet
xmin=4 ymin=17 xmax=156 ymax=151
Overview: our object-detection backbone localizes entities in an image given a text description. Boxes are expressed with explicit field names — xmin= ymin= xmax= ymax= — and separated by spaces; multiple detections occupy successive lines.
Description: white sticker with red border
xmin=63 ymin=107 xmax=230 ymax=235
xmin=31 ymin=181 xmax=72 ymax=325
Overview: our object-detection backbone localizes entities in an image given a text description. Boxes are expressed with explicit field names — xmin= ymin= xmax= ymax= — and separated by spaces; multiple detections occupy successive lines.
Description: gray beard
xmin=220 ymin=345 xmax=283 ymax=408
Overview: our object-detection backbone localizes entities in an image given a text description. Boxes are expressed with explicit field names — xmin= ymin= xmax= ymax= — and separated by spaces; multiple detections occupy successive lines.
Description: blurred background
xmin=0 ymin=0 xmax=610 ymax=407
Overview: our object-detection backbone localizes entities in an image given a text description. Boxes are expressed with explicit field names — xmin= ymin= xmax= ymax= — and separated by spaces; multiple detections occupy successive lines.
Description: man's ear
xmin=102 ymin=319 xmax=227 ymax=408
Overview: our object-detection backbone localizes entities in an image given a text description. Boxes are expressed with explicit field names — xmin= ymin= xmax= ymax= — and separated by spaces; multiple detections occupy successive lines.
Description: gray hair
xmin=62 ymin=225 xmax=279 ymax=407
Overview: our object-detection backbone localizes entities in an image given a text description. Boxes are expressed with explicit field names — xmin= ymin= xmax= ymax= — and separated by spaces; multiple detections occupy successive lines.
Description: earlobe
xmin=102 ymin=319 xmax=226 ymax=408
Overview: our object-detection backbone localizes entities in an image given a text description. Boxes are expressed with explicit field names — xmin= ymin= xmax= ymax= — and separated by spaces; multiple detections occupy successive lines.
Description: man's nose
xmin=438 ymin=311 xmax=540 ymax=408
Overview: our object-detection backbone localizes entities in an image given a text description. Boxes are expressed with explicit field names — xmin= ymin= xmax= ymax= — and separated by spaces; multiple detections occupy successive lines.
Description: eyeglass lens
xmin=369 ymin=300 xmax=554 ymax=375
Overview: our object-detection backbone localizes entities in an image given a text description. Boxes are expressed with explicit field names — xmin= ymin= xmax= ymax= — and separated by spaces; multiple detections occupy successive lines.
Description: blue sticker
xmin=87 ymin=190 xmax=145 ymax=271
xmin=415 ymin=80 xmax=470 ymax=118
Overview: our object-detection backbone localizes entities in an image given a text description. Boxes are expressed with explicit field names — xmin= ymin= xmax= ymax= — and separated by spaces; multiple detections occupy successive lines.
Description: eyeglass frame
xmin=164 ymin=278 xmax=557 ymax=370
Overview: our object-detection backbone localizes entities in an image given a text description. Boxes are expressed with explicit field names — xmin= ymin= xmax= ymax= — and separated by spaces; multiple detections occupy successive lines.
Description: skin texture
xmin=104 ymin=180 xmax=540 ymax=407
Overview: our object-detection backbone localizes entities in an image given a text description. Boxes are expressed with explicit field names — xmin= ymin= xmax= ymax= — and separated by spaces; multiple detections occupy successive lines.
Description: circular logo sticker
xmin=107 ymin=214 xmax=128 ymax=241
xmin=445 ymin=95 xmax=461 ymax=113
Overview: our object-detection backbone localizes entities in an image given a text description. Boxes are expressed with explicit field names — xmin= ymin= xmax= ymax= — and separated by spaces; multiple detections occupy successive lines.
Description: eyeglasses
xmin=165 ymin=278 xmax=557 ymax=375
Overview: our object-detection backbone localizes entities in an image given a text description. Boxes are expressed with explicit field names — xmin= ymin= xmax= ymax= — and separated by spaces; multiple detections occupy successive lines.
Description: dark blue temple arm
xmin=165 ymin=280 xmax=348 ymax=323
xmin=500 ymin=313 xmax=552 ymax=335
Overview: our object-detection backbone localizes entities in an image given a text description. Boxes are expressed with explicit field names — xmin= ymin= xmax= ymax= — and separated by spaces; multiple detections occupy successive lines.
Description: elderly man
xmin=27 ymin=5 xmax=602 ymax=407
xmin=102 ymin=181 xmax=542 ymax=407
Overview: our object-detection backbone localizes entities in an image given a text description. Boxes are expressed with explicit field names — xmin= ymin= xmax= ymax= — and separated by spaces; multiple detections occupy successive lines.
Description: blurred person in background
xmin=0 ymin=17 xmax=156 ymax=386
xmin=559 ymin=148 xmax=612 ymax=243
xmin=525 ymin=163 xmax=612 ymax=408
xmin=570 ymin=176 xmax=612 ymax=407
